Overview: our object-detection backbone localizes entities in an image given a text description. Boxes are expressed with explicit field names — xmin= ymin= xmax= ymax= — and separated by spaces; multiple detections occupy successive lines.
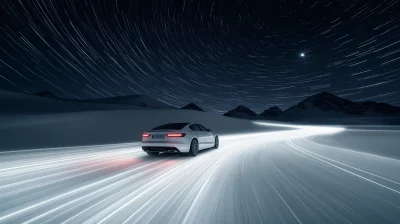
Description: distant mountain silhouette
xmin=224 ymin=92 xmax=400 ymax=120
xmin=360 ymin=101 xmax=400 ymax=116
xmin=32 ymin=91 xmax=175 ymax=109
xmin=260 ymin=106 xmax=283 ymax=116
xmin=224 ymin=105 xmax=257 ymax=119
xmin=33 ymin=91 xmax=61 ymax=100
xmin=181 ymin=103 xmax=204 ymax=111
xmin=283 ymin=91 xmax=400 ymax=117
xmin=81 ymin=95 xmax=175 ymax=109
xmin=0 ymin=90 xmax=141 ymax=114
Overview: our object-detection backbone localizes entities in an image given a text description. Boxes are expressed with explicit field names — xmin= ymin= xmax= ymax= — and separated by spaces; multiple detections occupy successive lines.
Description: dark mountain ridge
xmin=224 ymin=92 xmax=400 ymax=120
xmin=284 ymin=92 xmax=400 ymax=116
xmin=260 ymin=106 xmax=283 ymax=117
xmin=181 ymin=103 xmax=204 ymax=111
xmin=33 ymin=91 xmax=61 ymax=100
xmin=31 ymin=91 xmax=175 ymax=109
xmin=223 ymin=105 xmax=258 ymax=119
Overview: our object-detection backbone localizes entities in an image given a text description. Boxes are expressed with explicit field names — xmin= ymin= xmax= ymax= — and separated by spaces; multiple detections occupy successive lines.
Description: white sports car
xmin=141 ymin=123 xmax=219 ymax=156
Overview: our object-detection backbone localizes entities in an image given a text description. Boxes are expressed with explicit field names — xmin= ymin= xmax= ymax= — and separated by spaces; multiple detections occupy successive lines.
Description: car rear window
xmin=189 ymin=124 xmax=200 ymax=131
xmin=152 ymin=123 xmax=189 ymax=130
xmin=198 ymin=125 xmax=208 ymax=131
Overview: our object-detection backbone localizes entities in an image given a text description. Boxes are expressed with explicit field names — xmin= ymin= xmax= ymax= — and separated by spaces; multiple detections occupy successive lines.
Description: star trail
xmin=0 ymin=0 xmax=400 ymax=113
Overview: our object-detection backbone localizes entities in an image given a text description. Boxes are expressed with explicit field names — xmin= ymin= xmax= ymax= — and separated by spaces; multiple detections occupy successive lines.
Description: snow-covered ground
xmin=0 ymin=90 xmax=143 ymax=114
xmin=307 ymin=126 xmax=400 ymax=159
xmin=0 ymin=124 xmax=399 ymax=223
xmin=0 ymin=90 xmax=288 ymax=151
xmin=0 ymin=109 xmax=288 ymax=151
xmin=1 ymin=89 xmax=398 ymax=153
xmin=1 ymin=90 xmax=400 ymax=223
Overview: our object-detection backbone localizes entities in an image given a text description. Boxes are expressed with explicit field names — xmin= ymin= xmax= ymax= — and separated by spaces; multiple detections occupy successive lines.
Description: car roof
xmin=151 ymin=123 xmax=190 ymax=130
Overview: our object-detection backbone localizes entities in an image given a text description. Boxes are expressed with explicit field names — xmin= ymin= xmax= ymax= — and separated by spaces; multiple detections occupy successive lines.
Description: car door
xmin=189 ymin=124 xmax=203 ymax=147
xmin=198 ymin=124 xmax=214 ymax=149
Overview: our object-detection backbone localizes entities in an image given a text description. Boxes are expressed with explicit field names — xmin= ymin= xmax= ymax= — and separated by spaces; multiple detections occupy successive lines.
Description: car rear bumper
xmin=141 ymin=142 xmax=190 ymax=153
xmin=142 ymin=146 xmax=181 ymax=153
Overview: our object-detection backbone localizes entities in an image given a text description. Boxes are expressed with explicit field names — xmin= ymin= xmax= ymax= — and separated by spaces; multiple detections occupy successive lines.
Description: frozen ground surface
xmin=0 ymin=89 xmax=286 ymax=151
xmin=1 ymin=124 xmax=400 ymax=223
xmin=1 ymin=90 xmax=399 ymax=223
xmin=0 ymin=109 xmax=286 ymax=151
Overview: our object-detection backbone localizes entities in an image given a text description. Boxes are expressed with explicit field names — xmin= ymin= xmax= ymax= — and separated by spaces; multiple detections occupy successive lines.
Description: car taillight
xmin=166 ymin=133 xmax=186 ymax=137
xmin=142 ymin=133 xmax=150 ymax=138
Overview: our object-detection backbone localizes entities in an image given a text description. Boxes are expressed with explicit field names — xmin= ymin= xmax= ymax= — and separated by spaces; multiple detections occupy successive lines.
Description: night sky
xmin=1 ymin=0 xmax=400 ymax=113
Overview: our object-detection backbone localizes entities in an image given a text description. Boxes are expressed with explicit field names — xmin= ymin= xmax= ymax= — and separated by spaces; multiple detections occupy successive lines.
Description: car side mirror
xmin=207 ymin=128 xmax=211 ymax=132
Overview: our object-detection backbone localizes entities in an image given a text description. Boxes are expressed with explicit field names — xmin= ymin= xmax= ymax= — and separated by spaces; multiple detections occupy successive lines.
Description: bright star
xmin=300 ymin=53 xmax=305 ymax=57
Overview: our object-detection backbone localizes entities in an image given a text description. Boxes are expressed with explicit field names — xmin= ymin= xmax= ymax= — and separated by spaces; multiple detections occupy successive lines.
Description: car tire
xmin=214 ymin=136 xmax=219 ymax=149
xmin=147 ymin=152 xmax=160 ymax=156
xmin=187 ymin=139 xmax=199 ymax=156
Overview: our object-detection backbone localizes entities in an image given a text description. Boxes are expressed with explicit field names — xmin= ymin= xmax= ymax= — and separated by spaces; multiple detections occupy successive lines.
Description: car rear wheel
xmin=188 ymin=139 xmax=199 ymax=156
xmin=147 ymin=152 xmax=160 ymax=156
xmin=214 ymin=136 xmax=219 ymax=149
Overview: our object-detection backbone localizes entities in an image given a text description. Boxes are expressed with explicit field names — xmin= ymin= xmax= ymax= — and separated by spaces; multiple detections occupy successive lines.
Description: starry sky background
xmin=1 ymin=0 xmax=400 ymax=113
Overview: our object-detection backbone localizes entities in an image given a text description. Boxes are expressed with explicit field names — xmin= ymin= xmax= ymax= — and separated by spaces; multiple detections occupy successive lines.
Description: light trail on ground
xmin=1 ymin=124 xmax=400 ymax=223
